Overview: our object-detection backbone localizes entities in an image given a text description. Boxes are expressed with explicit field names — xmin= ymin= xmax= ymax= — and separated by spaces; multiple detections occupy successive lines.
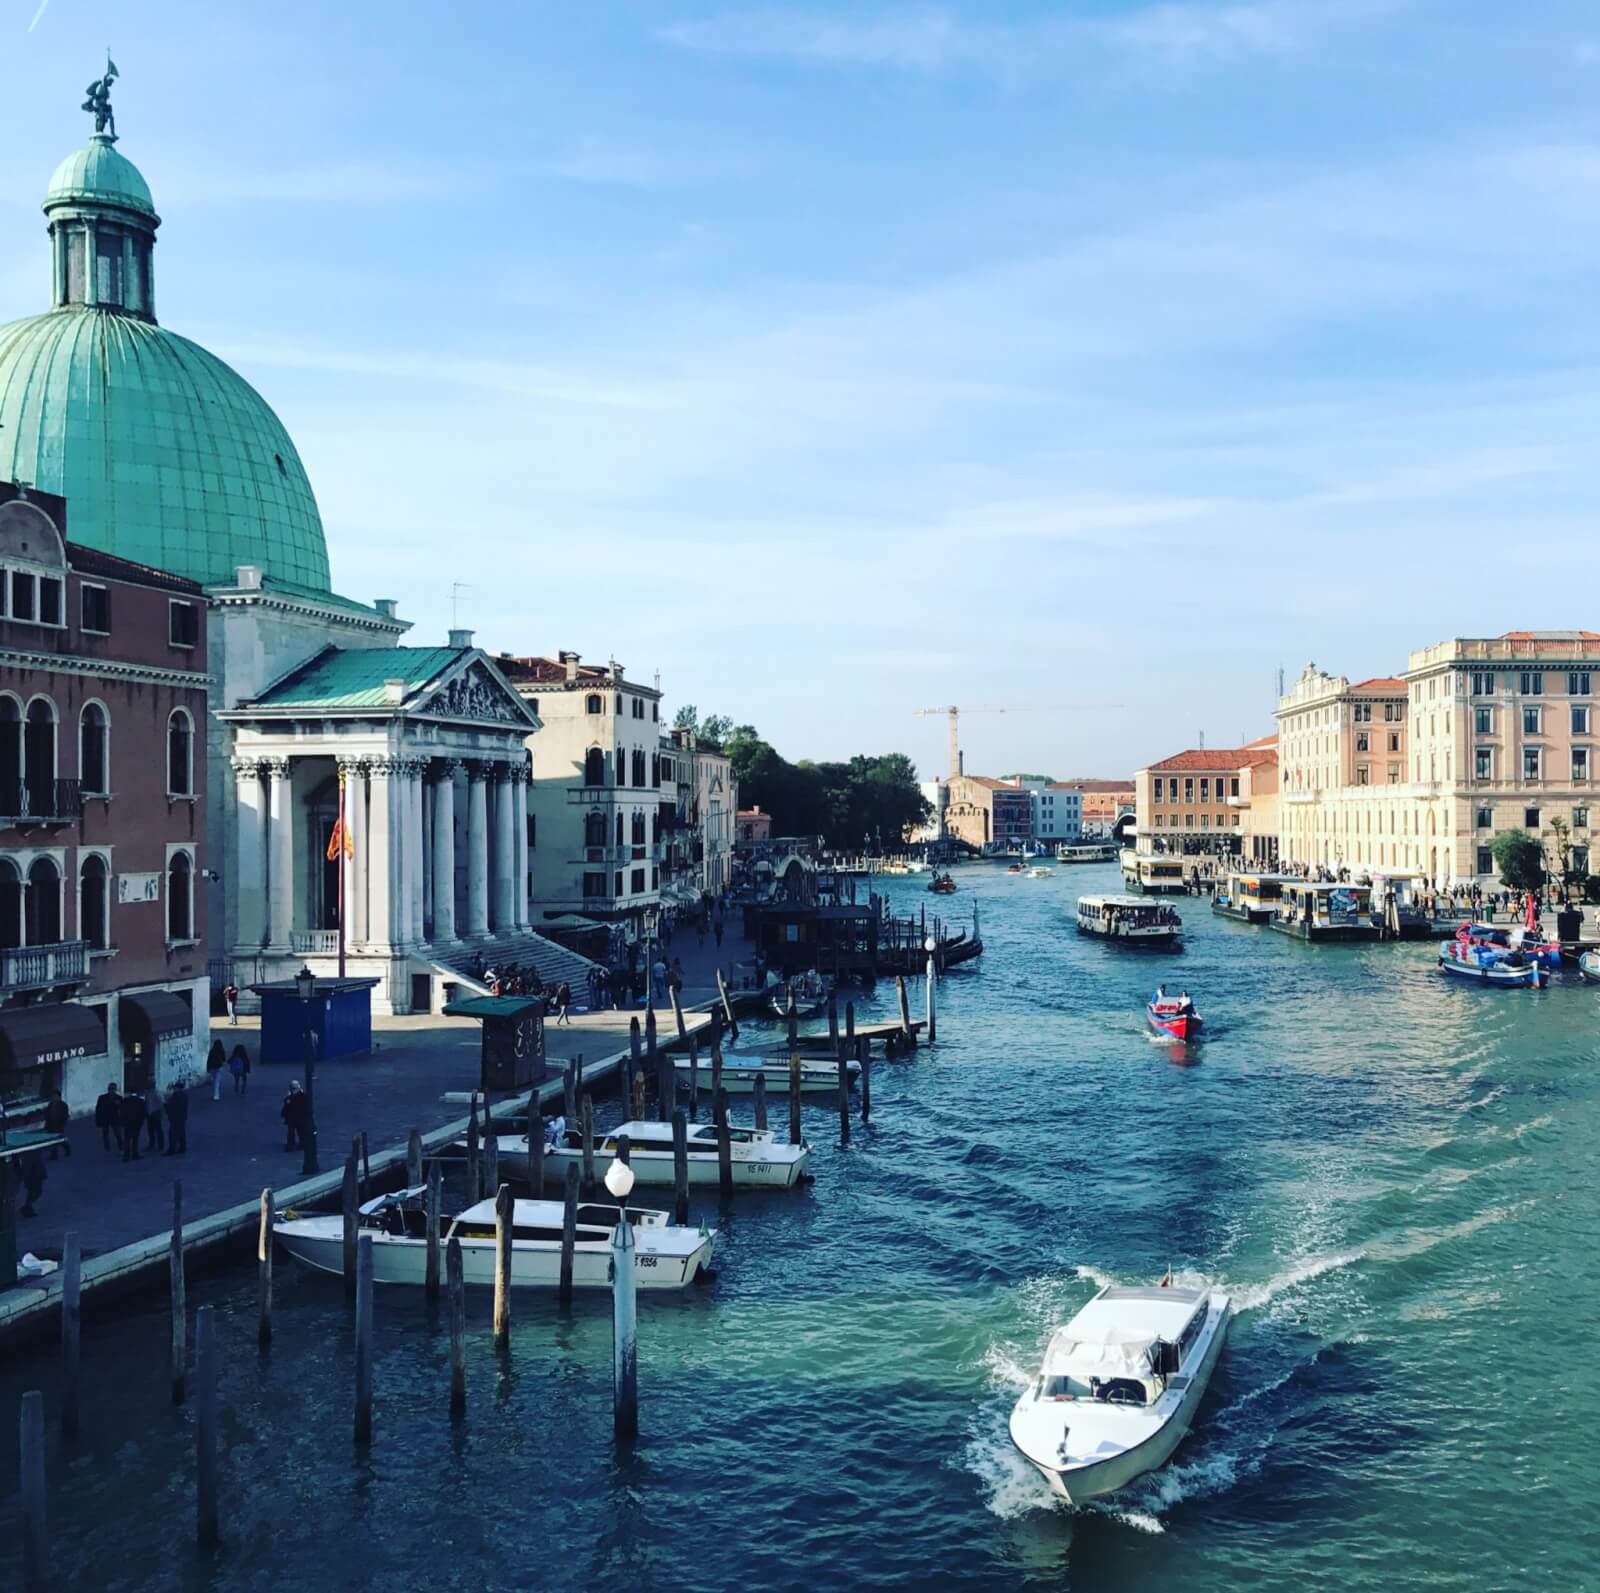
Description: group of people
xmin=91 ymin=1077 xmax=191 ymax=1161
xmin=205 ymin=1037 xmax=252 ymax=1098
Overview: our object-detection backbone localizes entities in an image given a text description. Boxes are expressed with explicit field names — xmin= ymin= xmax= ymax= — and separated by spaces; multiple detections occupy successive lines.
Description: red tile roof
xmin=1055 ymin=778 xmax=1135 ymax=792
xmin=1501 ymin=631 xmax=1600 ymax=641
xmin=1146 ymin=745 xmax=1278 ymax=773
xmin=1350 ymin=676 xmax=1407 ymax=693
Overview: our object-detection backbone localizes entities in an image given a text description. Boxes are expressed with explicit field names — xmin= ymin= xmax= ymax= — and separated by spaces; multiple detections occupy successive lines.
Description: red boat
xmin=1148 ymin=991 xmax=1202 ymax=1042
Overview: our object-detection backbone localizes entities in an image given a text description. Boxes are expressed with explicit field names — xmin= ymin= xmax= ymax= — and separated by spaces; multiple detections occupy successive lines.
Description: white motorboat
xmin=1009 ymin=1281 xmax=1230 ymax=1505
xmin=516 ymin=1118 xmax=811 ymax=1189
xmin=674 ymin=1051 xmax=860 ymax=1096
xmin=1581 ymin=949 xmax=1600 ymax=981
xmin=1076 ymin=894 xmax=1183 ymax=947
xmin=273 ymin=1186 xmax=715 ymax=1291
xmin=1026 ymin=866 xmax=1055 ymax=879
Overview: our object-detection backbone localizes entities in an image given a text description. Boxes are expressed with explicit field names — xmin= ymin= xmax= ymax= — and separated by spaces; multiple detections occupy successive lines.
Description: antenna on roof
xmin=1198 ymin=730 xmax=1205 ymax=749
xmin=1277 ymin=665 xmax=1285 ymax=699
xmin=450 ymin=582 xmax=471 ymax=629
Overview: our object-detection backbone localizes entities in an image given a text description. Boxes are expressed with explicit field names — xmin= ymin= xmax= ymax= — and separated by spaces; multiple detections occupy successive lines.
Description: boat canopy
xmin=1043 ymin=1287 xmax=1206 ymax=1376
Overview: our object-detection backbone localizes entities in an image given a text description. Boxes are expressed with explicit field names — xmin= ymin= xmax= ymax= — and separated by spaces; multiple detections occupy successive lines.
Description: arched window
xmin=79 ymin=853 xmax=108 ymax=950
xmin=167 ymin=709 xmax=193 ymax=796
xmin=584 ymin=746 xmax=605 ymax=788
xmin=631 ymin=749 xmax=646 ymax=787
xmin=584 ymin=810 xmax=607 ymax=849
xmin=0 ymin=859 xmax=20 ymax=950
xmin=24 ymin=698 xmax=56 ymax=816
xmin=631 ymin=811 xmax=646 ymax=845
xmin=80 ymin=703 xmax=109 ymax=795
xmin=0 ymin=698 xmax=19 ymax=816
xmin=586 ymin=694 xmax=603 ymax=715
xmin=25 ymin=856 xmax=61 ymax=946
xmin=167 ymin=850 xmax=193 ymax=941
xmin=615 ymin=810 xmax=625 ymax=846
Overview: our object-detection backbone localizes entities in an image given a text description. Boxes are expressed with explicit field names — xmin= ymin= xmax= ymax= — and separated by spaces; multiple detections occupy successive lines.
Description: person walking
xmin=94 ymin=1082 xmax=122 ymax=1153
xmin=229 ymin=1043 xmax=250 ymax=1094
xmin=223 ymin=982 xmax=239 ymax=1024
xmin=120 ymin=1087 xmax=147 ymax=1162
xmin=281 ymin=1082 xmax=306 ymax=1151
xmin=18 ymin=1149 xmax=45 ymax=1218
xmin=143 ymin=1081 xmax=165 ymax=1153
xmin=554 ymin=980 xmax=572 ymax=1026
xmin=163 ymin=1079 xmax=189 ymax=1155
xmin=713 ymin=918 xmax=724 ymax=951
xmin=669 ymin=957 xmax=684 ymax=1000
xmin=42 ymin=1089 xmax=70 ymax=1159
xmin=206 ymin=1038 xmax=226 ymax=1101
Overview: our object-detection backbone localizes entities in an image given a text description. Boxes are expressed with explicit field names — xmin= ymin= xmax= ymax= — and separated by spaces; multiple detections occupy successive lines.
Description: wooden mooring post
xmin=716 ymin=966 xmax=740 ymax=1040
xmin=787 ymin=992 xmax=798 ymax=1051
xmin=407 ymin=1128 xmax=423 ymax=1187
xmin=20 ymin=1389 xmax=46 ymax=1590
xmin=169 ymin=1181 xmax=186 ymax=1405
xmin=257 ymin=1191 xmax=273 ymax=1349
xmin=611 ymin=1199 xmax=639 ymax=1440
xmin=341 ymin=1151 xmax=359 ymax=1301
xmin=896 ymin=976 xmax=914 ymax=1044
xmin=484 ymin=1108 xmax=500 ymax=1193
xmin=860 ymin=1037 xmax=872 ymax=1124
xmin=559 ymin=1163 xmax=579 ymax=1305
xmin=529 ymin=1105 xmax=546 ymax=1195
xmin=657 ymin=1040 xmax=674 ymax=1123
xmin=845 ymin=1000 xmax=855 ymax=1050
xmin=789 ymin=1055 xmax=803 ymax=1146
xmin=195 ymin=1304 xmax=220 ymax=1546
xmin=925 ymin=944 xmax=937 ymax=1042
xmin=837 ymin=1055 xmax=851 ymax=1146
xmin=426 ymin=1160 xmax=442 ymax=1301
xmin=447 ymin=1236 xmax=466 ymax=1418
xmin=828 ymin=996 xmax=840 ymax=1059
xmin=672 ymin=1110 xmax=689 ymax=1225
xmin=580 ymin=1094 xmax=596 ymax=1193
xmin=688 ymin=1037 xmax=699 ymax=1122
xmin=564 ymin=1060 xmax=578 ymax=1125
xmin=670 ymin=989 xmax=687 ymax=1040
xmin=616 ymin=1131 xmax=631 ymax=1170
xmin=493 ymin=1184 xmax=513 ymax=1352
xmin=360 ymin=1131 xmax=371 ymax=1202
xmin=628 ymin=1016 xmax=642 ymax=1106
xmin=61 ymin=1232 xmax=81 ymax=1438
xmin=355 ymin=1235 xmax=375 ymax=1444
xmin=753 ymin=1071 xmax=768 ymax=1130
xmin=632 ymin=1068 xmax=647 ymax=1122
xmin=711 ymin=1042 xmax=724 ymax=1104
xmin=466 ymin=1094 xmax=482 ymax=1203
xmin=715 ymin=1089 xmax=733 ymax=1197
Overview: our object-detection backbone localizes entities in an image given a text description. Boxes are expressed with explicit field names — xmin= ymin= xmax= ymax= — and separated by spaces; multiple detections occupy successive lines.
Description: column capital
xmin=488 ymin=759 xmax=516 ymax=783
xmin=336 ymin=755 xmax=368 ymax=776
xmin=431 ymin=757 xmax=461 ymax=781
xmin=230 ymin=757 xmax=263 ymax=780
xmin=466 ymin=759 xmax=492 ymax=784
xmin=261 ymin=756 xmax=291 ymax=779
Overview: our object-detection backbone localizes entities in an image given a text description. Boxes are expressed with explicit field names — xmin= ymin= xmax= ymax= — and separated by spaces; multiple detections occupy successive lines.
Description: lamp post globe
xmin=604 ymin=1158 xmax=636 ymax=1206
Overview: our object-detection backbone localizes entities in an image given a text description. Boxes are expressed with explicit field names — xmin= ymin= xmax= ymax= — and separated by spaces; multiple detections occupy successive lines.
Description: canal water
xmin=4 ymin=861 xmax=1597 ymax=1591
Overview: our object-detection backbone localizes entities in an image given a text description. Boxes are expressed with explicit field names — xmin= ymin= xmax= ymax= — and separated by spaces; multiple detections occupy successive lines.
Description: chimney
xmin=958 ymin=750 xmax=965 ymax=776
xmin=610 ymin=660 xmax=626 ymax=682
xmin=235 ymin=564 xmax=263 ymax=590
xmin=383 ymin=678 xmax=407 ymax=705
xmin=448 ymin=628 xmax=474 ymax=649
xmin=559 ymin=649 xmax=580 ymax=682
xmin=373 ymin=598 xmax=398 ymax=620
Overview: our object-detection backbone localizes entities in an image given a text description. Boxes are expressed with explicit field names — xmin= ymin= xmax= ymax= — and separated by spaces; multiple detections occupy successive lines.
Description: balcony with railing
xmin=0 ymin=778 xmax=81 ymax=827
xmin=0 ymin=939 xmax=89 ymax=993
xmin=289 ymin=929 xmax=340 ymax=955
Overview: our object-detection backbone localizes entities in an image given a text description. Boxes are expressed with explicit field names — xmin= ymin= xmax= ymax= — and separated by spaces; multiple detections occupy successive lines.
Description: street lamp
xmin=295 ymin=963 xmax=320 ymax=1175
xmin=604 ymin=1155 xmax=636 ymax=1210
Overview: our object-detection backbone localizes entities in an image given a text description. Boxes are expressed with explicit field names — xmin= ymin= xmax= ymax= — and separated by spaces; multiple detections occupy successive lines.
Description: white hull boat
xmin=1581 ymin=950 xmax=1600 ymax=981
xmin=675 ymin=1053 xmax=860 ymax=1095
xmin=1010 ymin=1282 xmax=1230 ymax=1506
xmin=274 ymin=1188 xmax=715 ymax=1291
xmin=522 ymin=1118 xmax=810 ymax=1188
xmin=1437 ymin=939 xmax=1547 ymax=987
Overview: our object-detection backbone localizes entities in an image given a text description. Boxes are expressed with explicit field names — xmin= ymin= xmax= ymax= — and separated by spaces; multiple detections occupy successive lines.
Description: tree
xmin=673 ymin=705 xmax=698 ymax=733
xmin=1490 ymin=831 xmax=1545 ymax=892
xmin=700 ymin=714 xmax=733 ymax=749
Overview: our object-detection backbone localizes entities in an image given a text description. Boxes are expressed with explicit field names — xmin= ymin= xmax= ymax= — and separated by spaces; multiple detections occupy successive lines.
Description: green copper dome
xmin=45 ymin=134 xmax=155 ymax=219
xmin=0 ymin=311 xmax=330 ymax=590
xmin=0 ymin=114 xmax=332 ymax=592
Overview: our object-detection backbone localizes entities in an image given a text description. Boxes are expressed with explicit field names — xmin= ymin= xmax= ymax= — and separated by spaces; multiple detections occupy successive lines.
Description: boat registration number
xmin=638 ymin=1256 xmax=657 ymax=1268
xmin=749 ymin=1163 xmax=771 ymax=1174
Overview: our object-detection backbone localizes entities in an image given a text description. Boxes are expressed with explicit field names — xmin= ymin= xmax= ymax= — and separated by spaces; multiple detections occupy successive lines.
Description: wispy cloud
xmin=660 ymin=1 xmax=1396 ymax=73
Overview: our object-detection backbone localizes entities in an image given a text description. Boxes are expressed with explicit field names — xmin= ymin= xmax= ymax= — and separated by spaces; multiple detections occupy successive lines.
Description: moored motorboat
xmin=674 ymin=1051 xmax=860 ymax=1096
xmin=273 ymin=1186 xmax=716 ymax=1290
xmin=534 ymin=1117 xmax=811 ymax=1188
xmin=1010 ymin=1280 xmax=1231 ymax=1506
xmin=1437 ymin=936 xmax=1547 ymax=987
xmin=1147 ymin=987 xmax=1202 ymax=1041
xmin=1580 ymin=949 xmax=1600 ymax=981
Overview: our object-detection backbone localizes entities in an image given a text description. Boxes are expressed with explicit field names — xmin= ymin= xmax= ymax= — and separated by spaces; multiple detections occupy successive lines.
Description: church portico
xmin=219 ymin=645 xmax=544 ymax=1013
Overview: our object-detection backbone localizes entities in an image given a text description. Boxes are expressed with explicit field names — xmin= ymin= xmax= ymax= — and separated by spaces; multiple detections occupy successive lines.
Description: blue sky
xmin=6 ymin=2 xmax=1600 ymax=780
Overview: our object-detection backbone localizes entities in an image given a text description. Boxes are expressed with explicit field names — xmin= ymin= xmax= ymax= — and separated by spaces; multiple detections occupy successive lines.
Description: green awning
xmin=442 ymin=996 xmax=546 ymax=1021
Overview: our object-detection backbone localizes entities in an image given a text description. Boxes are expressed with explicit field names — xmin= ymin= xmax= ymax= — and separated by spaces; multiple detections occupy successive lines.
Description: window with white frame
xmin=1475 ymin=747 xmax=1493 ymax=780
xmin=1523 ymin=747 xmax=1541 ymax=781
xmin=79 ymin=852 xmax=109 ymax=950
xmin=1474 ymin=707 xmax=1492 ymax=734
xmin=79 ymin=702 xmax=108 ymax=795
xmin=1569 ymin=671 xmax=1591 ymax=697
xmin=1574 ymin=748 xmax=1590 ymax=783
xmin=1519 ymin=671 xmax=1543 ymax=696
xmin=166 ymin=709 xmax=194 ymax=796
xmin=167 ymin=849 xmax=194 ymax=941
xmin=1573 ymin=706 xmax=1589 ymax=735
xmin=1471 ymin=671 xmax=1495 ymax=696
xmin=1523 ymin=705 xmax=1542 ymax=735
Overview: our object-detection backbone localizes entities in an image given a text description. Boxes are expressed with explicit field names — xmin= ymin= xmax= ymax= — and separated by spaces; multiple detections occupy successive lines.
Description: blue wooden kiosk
xmin=250 ymin=977 xmax=381 ymax=1066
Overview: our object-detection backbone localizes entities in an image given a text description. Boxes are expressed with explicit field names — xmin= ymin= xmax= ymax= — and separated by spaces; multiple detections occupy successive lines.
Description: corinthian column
xmin=431 ymin=760 xmax=458 ymax=942
xmin=466 ymin=761 xmax=491 ymax=937
xmin=232 ymin=759 xmax=267 ymax=949
xmin=366 ymin=759 xmax=394 ymax=949
xmin=265 ymin=758 xmax=294 ymax=948
xmin=491 ymin=763 xmax=516 ymax=934
xmin=511 ymin=766 xmax=531 ymax=930
xmin=408 ymin=764 xmax=426 ymax=944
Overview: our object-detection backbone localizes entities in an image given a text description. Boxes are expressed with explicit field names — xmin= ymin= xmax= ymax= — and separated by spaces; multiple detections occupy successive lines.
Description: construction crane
xmin=913 ymin=705 xmax=1029 ymax=781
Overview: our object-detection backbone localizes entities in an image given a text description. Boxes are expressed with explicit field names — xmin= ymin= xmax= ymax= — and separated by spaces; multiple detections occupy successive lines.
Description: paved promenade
xmin=11 ymin=915 xmax=757 ymax=1269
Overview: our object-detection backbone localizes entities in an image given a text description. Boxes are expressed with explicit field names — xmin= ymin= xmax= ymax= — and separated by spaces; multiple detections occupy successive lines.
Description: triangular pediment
xmin=415 ymin=656 xmax=540 ymax=729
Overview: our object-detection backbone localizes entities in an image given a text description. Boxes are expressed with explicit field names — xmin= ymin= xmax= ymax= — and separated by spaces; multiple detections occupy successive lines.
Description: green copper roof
xmin=0 ymin=309 xmax=330 ymax=590
xmin=44 ymin=135 xmax=155 ymax=219
xmin=250 ymin=647 xmax=466 ymax=709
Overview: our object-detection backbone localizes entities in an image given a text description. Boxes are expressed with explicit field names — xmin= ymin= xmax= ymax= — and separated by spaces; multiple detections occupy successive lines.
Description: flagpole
xmin=337 ymin=766 xmax=347 ymax=979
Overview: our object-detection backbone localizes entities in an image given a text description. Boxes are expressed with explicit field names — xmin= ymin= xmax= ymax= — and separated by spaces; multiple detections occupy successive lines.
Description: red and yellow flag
xmin=326 ymin=816 xmax=354 ymax=862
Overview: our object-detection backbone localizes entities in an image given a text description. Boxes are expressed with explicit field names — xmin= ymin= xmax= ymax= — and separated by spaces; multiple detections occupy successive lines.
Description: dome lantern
xmin=43 ymin=58 xmax=160 ymax=322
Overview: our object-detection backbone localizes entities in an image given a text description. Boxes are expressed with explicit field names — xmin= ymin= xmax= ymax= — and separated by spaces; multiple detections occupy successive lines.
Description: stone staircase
xmin=427 ymin=931 xmax=601 ymax=998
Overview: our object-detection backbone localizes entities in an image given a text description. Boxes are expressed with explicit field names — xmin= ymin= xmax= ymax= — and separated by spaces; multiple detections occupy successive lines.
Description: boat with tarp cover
xmin=1010 ymin=1281 xmax=1231 ymax=1505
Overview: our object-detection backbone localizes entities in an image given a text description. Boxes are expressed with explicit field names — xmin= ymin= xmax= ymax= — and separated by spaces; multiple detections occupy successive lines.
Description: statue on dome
xmin=83 ymin=54 xmax=119 ymax=139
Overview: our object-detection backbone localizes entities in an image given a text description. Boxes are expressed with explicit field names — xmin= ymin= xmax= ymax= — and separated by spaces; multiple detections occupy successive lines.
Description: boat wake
xmin=1231 ymin=1249 xmax=1365 ymax=1312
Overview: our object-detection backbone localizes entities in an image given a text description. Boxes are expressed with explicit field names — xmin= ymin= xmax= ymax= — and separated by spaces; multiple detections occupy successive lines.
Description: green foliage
xmin=722 ymin=724 xmax=931 ymax=845
xmin=1490 ymin=830 xmax=1545 ymax=891
xmin=699 ymin=714 xmax=733 ymax=749
xmin=673 ymin=705 xmax=698 ymax=732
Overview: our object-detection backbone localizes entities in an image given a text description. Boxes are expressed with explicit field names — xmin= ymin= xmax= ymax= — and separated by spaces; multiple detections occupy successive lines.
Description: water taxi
xmin=1211 ymin=872 xmax=1284 ymax=925
xmin=1268 ymin=880 xmax=1378 ymax=942
xmin=928 ymin=871 xmax=957 ymax=895
xmin=1056 ymin=842 xmax=1116 ymax=864
xmin=540 ymin=1118 xmax=812 ymax=1188
xmin=274 ymin=1186 xmax=716 ymax=1290
xmin=1119 ymin=851 xmax=1188 ymax=895
xmin=1579 ymin=950 xmax=1600 ymax=981
xmin=1010 ymin=1281 xmax=1231 ymax=1506
xmin=1026 ymin=865 xmax=1055 ymax=879
xmin=1147 ymin=988 xmax=1202 ymax=1041
xmin=1076 ymin=895 xmax=1183 ymax=947
xmin=1437 ymin=937 xmax=1547 ymax=987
